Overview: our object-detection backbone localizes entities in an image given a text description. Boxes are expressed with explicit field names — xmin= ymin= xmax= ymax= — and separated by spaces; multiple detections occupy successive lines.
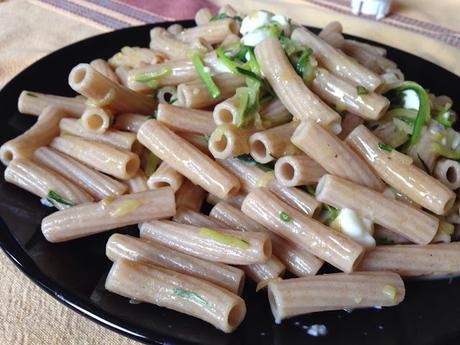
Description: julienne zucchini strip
xmin=191 ymin=53 xmax=221 ymax=99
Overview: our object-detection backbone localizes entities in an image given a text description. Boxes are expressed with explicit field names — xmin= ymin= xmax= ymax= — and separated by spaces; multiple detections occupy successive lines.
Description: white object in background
xmin=351 ymin=0 xmax=392 ymax=20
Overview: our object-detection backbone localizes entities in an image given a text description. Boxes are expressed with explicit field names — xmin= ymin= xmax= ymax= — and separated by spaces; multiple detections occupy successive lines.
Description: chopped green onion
xmin=356 ymin=85 xmax=369 ymax=95
xmin=26 ymin=92 xmax=37 ymax=97
xmin=148 ymin=89 xmax=159 ymax=98
xmin=433 ymin=103 xmax=455 ymax=128
xmin=432 ymin=143 xmax=460 ymax=160
xmin=305 ymin=185 xmax=316 ymax=196
xmin=296 ymin=48 xmax=313 ymax=76
xmin=169 ymin=96 xmax=178 ymax=104
xmin=144 ymin=151 xmax=160 ymax=176
xmin=216 ymin=47 xmax=240 ymax=73
xmin=210 ymin=13 xmax=227 ymax=21
xmin=191 ymin=54 xmax=220 ymax=99
xmin=382 ymin=285 xmax=397 ymax=303
xmin=279 ymin=211 xmax=292 ymax=222
xmin=199 ymin=227 xmax=250 ymax=249
xmin=47 ymin=190 xmax=75 ymax=207
xmin=323 ymin=204 xmax=339 ymax=226
xmin=234 ymin=45 xmax=252 ymax=62
xmin=378 ymin=143 xmax=393 ymax=152
xmin=172 ymin=288 xmax=208 ymax=306
xmin=279 ymin=36 xmax=304 ymax=57
xmin=135 ymin=67 xmax=171 ymax=83
xmin=234 ymin=154 xmax=273 ymax=171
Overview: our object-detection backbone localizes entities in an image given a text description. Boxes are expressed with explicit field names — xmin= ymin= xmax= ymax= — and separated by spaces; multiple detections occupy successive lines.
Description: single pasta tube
xmin=407 ymin=127 xmax=438 ymax=173
xmin=346 ymin=125 xmax=455 ymax=215
xmin=175 ymin=179 xmax=207 ymax=212
xmin=291 ymin=27 xmax=383 ymax=91
xmin=195 ymin=8 xmax=212 ymax=25
xmin=213 ymin=95 xmax=239 ymax=126
xmin=267 ymin=272 xmax=404 ymax=322
xmin=340 ymin=40 xmax=395 ymax=74
xmin=80 ymin=107 xmax=113 ymax=134
xmin=249 ymin=122 xmax=299 ymax=163
xmin=359 ymin=242 xmax=460 ymax=277
xmin=178 ymin=132 xmax=212 ymax=156
xmin=50 ymin=135 xmax=140 ymax=180
xmin=173 ymin=206 xmax=228 ymax=228
xmin=4 ymin=158 xmax=93 ymax=209
xmin=157 ymin=103 xmax=216 ymax=135
xmin=207 ymin=191 xmax=247 ymax=210
xmin=254 ymin=37 xmax=341 ymax=133
xmin=137 ymin=120 xmax=240 ymax=199
xmin=157 ymin=86 xmax=178 ymax=104
xmin=337 ymin=112 xmax=364 ymax=140
xmin=209 ymin=125 xmax=252 ymax=160
xmin=219 ymin=4 xmax=238 ymax=16
xmin=149 ymin=27 xmax=191 ymax=60
xmin=315 ymin=174 xmax=439 ymax=245
xmin=115 ymin=66 xmax=130 ymax=87
xmin=311 ymin=68 xmax=389 ymax=120
xmin=167 ymin=23 xmax=184 ymax=35
xmin=176 ymin=73 xmax=245 ymax=109
xmin=108 ymin=47 xmax=165 ymax=69
xmin=42 ymin=187 xmax=175 ymax=242
xmin=140 ymin=220 xmax=271 ymax=265
xmin=291 ymin=120 xmax=385 ymax=191
xmin=318 ymin=21 xmax=343 ymax=41
xmin=176 ymin=18 xmax=238 ymax=45
xmin=259 ymin=98 xmax=292 ymax=127
xmin=113 ymin=113 xmax=148 ymax=133
xmin=18 ymin=91 xmax=85 ymax=117
xmin=0 ymin=106 xmax=67 ymax=165
xmin=105 ymin=259 xmax=246 ymax=333
xmin=106 ymin=234 xmax=245 ymax=295
xmin=242 ymin=188 xmax=365 ymax=273
xmin=374 ymin=225 xmax=410 ymax=245
xmin=218 ymin=158 xmax=321 ymax=216
xmin=59 ymin=118 xmax=136 ymax=151
xmin=275 ymin=155 xmax=327 ymax=187
xmin=372 ymin=121 xmax=409 ymax=149
xmin=90 ymin=59 xmax=120 ymax=84
xmin=210 ymin=201 xmax=323 ymax=276
xmin=147 ymin=161 xmax=184 ymax=192
xmin=68 ymin=63 xmax=155 ymax=115
xmin=434 ymin=159 xmax=460 ymax=190
xmin=126 ymin=171 xmax=148 ymax=193
xmin=33 ymin=147 xmax=127 ymax=199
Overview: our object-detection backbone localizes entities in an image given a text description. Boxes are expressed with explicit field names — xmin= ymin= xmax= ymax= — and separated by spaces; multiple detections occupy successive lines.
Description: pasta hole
xmin=251 ymin=139 xmax=267 ymax=159
xmin=262 ymin=238 xmax=272 ymax=259
xmin=86 ymin=114 xmax=104 ymax=130
xmin=227 ymin=185 xmax=240 ymax=197
xmin=2 ymin=150 xmax=13 ymax=163
xmin=213 ymin=134 xmax=228 ymax=153
xmin=153 ymin=181 xmax=170 ymax=189
xmin=228 ymin=20 xmax=238 ymax=35
xmin=71 ymin=66 xmax=87 ymax=84
xmin=217 ymin=109 xmax=234 ymax=124
xmin=279 ymin=162 xmax=295 ymax=182
xmin=446 ymin=166 xmax=457 ymax=183
xmin=125 ymin=157 xmax=140 ymax=177
xmin=227 ymin=302 xmax=245 ymax=329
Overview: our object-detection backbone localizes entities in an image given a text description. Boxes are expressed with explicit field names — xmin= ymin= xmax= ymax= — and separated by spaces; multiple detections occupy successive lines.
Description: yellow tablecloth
xmin=0 ymin=0 xmax=459 ymax=344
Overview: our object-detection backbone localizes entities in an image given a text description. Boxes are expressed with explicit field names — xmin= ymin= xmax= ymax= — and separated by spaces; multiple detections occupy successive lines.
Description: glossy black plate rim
xmin=0 ymin=20 xmax=459 ymax=345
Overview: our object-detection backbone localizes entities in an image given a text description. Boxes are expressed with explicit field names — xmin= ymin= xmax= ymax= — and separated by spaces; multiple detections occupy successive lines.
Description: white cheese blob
xmin=240 ymin=10 xmax=272 ymax=35
xmin=402 ymin=89 xmax=420 ymax=110
xmin=331 ymin=208 xmax=376 ymax=249
xmin=240 ymin=10 xmax=290 ymax=47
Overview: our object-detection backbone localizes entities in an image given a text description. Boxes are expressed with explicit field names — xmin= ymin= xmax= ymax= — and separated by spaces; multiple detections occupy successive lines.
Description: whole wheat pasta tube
xmin=50 ymin=136 xmax=140 ymax=180
xmin=291 ymin=120 xmax=385 ymax=191
xmin=255 ymin=37 xmax=341 ymax=133
xmin=340 ymin=40 xmax=395 ymax=74
xmin=250 ymin=122 xmax=301 ymax=164
xmin=140 ymin=221 xmax=271 ymax=265
xmin=149 ymin=27 xmax=191 ymax=60
xmin=90 ymin=59 xmax=119 ymax=83
xmin=68 ymin=63 xmax=155 ymax=115
xmin=259 ymin=98 xmax=292 ymax=127
xmin=242 ymin=188 xmax=365 ymax=273
xmin=59 ymin=118 xmax=136 ymax=151
xmin=359 ymin=242 xmax=460 ymax=277
xmin=311 ymin=68 xmax=389 ymax=120
xmin=157 ymin=86 xmax=178 ymax=105
xmin=218 ymin=158 xmax=321 ymax=216
xmin=337 ymin=112 xmax=364 ymax=140
xmin=115 ymin=66 xmax=129 ymax=87
xmin=434 ymin=159 xmax=460 ymax=190
xmin=316 ymin=174 xmax=439 ymax=244
xmin=147 ymin=161 xmax=184 ymax=192
xmin=178 ymin=132 xmax=212 ymax=156
xmin=106 ymin=234 xmax=244 ymax=295
xmin=407 ymin=127 xmax=438 ymax=173
xmin=33 ymin=147 xmax=127 ymax=199
xmin=0 ymin=106 xmax=67 ymax=165
xmin=209 ymin=125 xmax=252 ymax=159
xmin=175 ymin=179 xmax=207 ymax=212
xmin=173 ymin=206 xmax=227 ymax=228
xmin=275 ymin=155 xmax=327 ymax=187
xmin=213 ymin=95 xmax=239 ymax=126
xmin=167 ymin=24 xmax=184 ymax=35
xmin=113 ymin=113 xmax=148 ymax=133
xmin=372 ymin=121 xmax=409 ymax=149
xmin=210 ymin=201 xmax=323 ymax=276
xmin=374 ymin=225 xmax=410 ymax=244
xmin=18 ymin=91 xmax=86 ymax=117
xmin=42 ymin=187 xmax=175 ymax=242
xmin=137 ymin=120 xmax=240 ymax=199
xmin=80 ymin=107 xmax=113 ymax=134
xmin=4 ymin=158 xmax=93 ymax=209
xmin=195 ymin=7 xmax=212 ymax=25
xmin=176 ymin=73 xmax=245 ymax=109
xmin=157 ymin=103 xmax=216 ymax=135
xmin=126 ymin=171 xmax=148 ymax=193
xmin=176 ymin=18 xmax=238 ymax=45
xmin=267 ymin=272 xmax=404 ymax=322
xmin=105 ymin=259 xmax=246 ymax=333
xmin=318 ymin=21 xmax=343 ymax=40
xmin=346 ymin=125 xmax=456 ymax=215
xmin=291 ymin=27 xmax=383 ymax=91
xmin=207 ymin=191 xmax=247 ymax=210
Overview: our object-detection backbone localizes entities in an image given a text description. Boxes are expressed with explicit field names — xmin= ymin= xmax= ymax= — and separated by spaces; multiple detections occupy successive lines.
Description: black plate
xmin=1 ymin=20 xmax=459 ymax=345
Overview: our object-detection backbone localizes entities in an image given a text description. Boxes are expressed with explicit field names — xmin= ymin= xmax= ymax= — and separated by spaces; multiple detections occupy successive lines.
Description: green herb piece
xmin=216 ymin=47 xmax=240 ymax=73
xmin=210 ymin=13 xmax=227 ymax=21
xmin=433 ymin=103 xmax=455 ymax=128
xmin=296 ymin=48 xmax=313 ymax=75
xmin=26 ymin=92 xmax=37 ymax=98
xmin=356 ymin=85 xmax=369 ymax=95
xmin=135 ymin=67 xmax=171 ymax=83
xmin=191 ymin=53 xmax=220 ymax=98
xmin=234 ymin=45 xmax=252 ymax=62
xmin=378 ymin=143 xmax=393 ymax=152
xmin=148 ymin=89 xmax=159 ymax=98
xmin=47 ymin=190 xmax=75 ymax=207
xmin=305 ymin=185 xmax=316 ymax=196
xmin=172 ymin=288 xmax=208 ymax=306
xmin=432 ymin=142 xmax=460 ymax=160
xmin=168 ymin=96 xmax=178 ymax=104
xmin=279 ymin=211 xmax=292 ymax=222
xmin=199 ymin=227 xmax=250 ymax=249
xmin=144 ymin=151 xmax=160 ymax=176
xmin=323 ymin=204 xmax=339 ymax=226
xmin=279 ymin=36 xmax=304 ymax=57
xmin=376 ymin=237 xmax=395 ymax=245
xmin=234 ymin=154 xmax=274 ymax=171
